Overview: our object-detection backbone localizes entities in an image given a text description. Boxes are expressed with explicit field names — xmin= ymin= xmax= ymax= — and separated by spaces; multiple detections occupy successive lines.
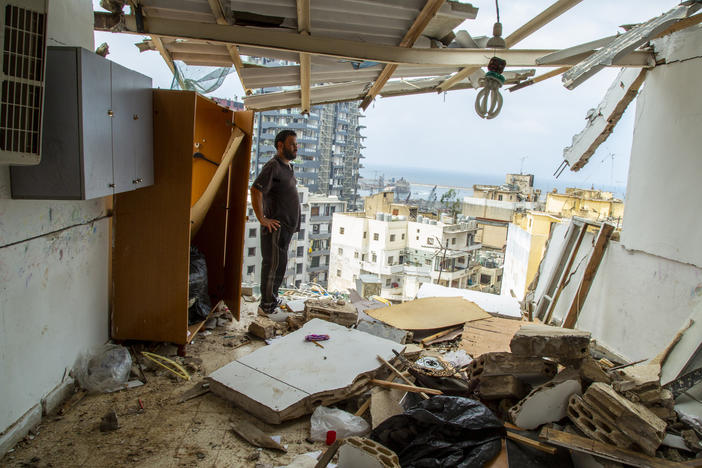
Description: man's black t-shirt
xmin=252 ymin=156 xmax=301 ymax=232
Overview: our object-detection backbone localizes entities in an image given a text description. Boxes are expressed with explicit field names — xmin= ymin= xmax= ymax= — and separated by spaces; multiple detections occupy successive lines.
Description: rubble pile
xmin=210 ymin=294 xmax=702 ymax=466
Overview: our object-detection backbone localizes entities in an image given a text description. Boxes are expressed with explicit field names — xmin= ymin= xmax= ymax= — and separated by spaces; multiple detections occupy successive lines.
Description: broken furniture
xmin=207 ymin=319 xmax=404 ymax=424
xmin=11 ymin=46 xmax=153 ymax=199
xmin=112 ymin=90 xmax=253 ymax=345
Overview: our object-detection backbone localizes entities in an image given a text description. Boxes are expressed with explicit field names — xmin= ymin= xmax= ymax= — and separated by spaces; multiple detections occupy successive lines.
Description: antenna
xmin=519 ymin=156 xmax=527 ymax=174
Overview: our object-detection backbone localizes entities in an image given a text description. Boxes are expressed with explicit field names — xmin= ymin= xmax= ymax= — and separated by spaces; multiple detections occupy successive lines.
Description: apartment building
xmin=329 ymin=203 xmax=481 ymax=302
xmin=242 ymin=186 xmax=346 ymax=288
xmin=249 ymin=102 xmax=365 ymax=209
xmin=545 ymin=188 xmax=624 ymax=226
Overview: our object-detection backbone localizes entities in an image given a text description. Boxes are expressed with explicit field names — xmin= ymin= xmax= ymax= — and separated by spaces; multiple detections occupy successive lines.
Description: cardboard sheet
xmin=366 ymin=296 xmax=490 ymax=330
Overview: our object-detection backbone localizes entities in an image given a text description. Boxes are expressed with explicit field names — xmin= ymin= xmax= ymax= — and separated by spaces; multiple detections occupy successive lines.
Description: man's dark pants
xmin=259 ymin=225 xmax=294 ymax=313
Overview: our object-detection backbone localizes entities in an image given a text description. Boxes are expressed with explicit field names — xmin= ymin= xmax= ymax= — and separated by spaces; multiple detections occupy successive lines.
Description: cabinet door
xmin=132 ymin=73 xmax=153 ymax=188
xmin=79 ymin=48 xmax=113 ymax=199
xmin=110 ymin=61 xmax=138 ymax=193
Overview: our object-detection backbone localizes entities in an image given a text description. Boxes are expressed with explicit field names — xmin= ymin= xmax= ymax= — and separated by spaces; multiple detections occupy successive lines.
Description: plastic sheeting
xmin=371 ymin=396 xmax=503 ymax=467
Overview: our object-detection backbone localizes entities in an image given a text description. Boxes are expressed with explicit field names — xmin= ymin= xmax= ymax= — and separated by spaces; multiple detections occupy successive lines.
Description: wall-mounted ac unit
xmin=0 ymin=0 xmax=48 ymax=165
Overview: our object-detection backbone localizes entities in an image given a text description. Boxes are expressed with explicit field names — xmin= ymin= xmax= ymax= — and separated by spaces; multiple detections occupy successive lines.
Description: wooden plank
xmin=224 ymin=110 xmax=254 ymax=321
xmin=544 ymin=223 xmax=587 ymax=324
xmin=354 ymin=398 xmax=371 ymax=417
xmin=508 ymin=66 xmax=571 ymax=92
xmin=377 ymin=355 xmax=428 ymax=400
xmin=151 ymin=35 xmax=176 ymax=74
xmin=207 ymin=0 xmax=251 ymax=95
xmin=420 ymin=324 xmax=463 ymax=346
xmin=562 ymin=223 xmax=614 ymax=328
xmin=315 ymin=440 xmax=341 ymax=468
xmin=436 ymin=0 xmax=582 ymax=92
xmin=370 ymin=379 xmax=443 ymax=395
xmin=538 ymin=427 xmax=681 ymax=468
xmin=360 ymin=0 xmax=445 ymax=109
xmin=460 ymin=317 xmax=525 ymax=358
xmin=506 ymin=431 xmax=557 ymax=455
xmin=112 ymin=90 xmax=195 ymax=344
xmin=563 ymin=68 xmax=647 ymax=171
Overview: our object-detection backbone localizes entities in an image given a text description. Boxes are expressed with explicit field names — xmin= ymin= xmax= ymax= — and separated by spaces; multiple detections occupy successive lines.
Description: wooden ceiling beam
xmin=208 ymin=0 xmax=252 ymax=95
xmin=435 ymin=0 xmax=583 ymax=93
xmin=297 ymin=0 xmax=311 ymax=114
xmin=360 ymin=0 xmax=445 ymax=110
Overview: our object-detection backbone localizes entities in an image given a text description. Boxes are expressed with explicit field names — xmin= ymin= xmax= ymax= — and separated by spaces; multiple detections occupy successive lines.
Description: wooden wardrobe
xmin=112 ymin=90 xmax=252 ymax=345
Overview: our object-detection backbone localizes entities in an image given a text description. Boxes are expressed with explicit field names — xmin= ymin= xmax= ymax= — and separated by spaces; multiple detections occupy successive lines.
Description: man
xmin=250 ymin=130 xmax=301 ymax=316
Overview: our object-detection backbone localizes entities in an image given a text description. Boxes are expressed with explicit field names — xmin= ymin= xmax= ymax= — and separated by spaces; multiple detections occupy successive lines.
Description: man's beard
xmin=283 ymin=148 xmax=297 ymax=160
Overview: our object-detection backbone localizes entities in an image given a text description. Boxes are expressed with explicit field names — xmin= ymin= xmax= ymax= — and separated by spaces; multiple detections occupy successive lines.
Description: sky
xmin=93 ymin=0 xmax=674 ymax=189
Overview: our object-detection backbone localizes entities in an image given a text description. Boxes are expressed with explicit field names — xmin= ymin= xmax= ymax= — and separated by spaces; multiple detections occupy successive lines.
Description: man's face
xmin=280 ymin=135 xmax=298 ymax=161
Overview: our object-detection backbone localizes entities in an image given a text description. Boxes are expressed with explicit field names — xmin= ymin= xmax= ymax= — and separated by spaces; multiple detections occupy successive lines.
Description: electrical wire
xmin=495 ymin=0 xmax=500 ymax=23
xmin=141 ymin=352 xmax=191 ymax=380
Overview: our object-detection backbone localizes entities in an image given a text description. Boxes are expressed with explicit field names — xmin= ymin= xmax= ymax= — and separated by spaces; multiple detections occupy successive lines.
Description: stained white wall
xmin=621 ymin=28 xmax=702 ymax=269
xmin=575 ymin=243 xmax=702 ymax=361
xmin=0 ymin=0 xmax=110 ymax=435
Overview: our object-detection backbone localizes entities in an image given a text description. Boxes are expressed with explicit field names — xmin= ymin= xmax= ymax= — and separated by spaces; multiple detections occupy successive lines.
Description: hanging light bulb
xmin=486 ymin=0 xmax=506 ymax=49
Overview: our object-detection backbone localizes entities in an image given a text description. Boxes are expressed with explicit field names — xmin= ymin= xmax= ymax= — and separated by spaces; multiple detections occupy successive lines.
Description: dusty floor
xmin=1 ymin=301 xmax=330 ymax=468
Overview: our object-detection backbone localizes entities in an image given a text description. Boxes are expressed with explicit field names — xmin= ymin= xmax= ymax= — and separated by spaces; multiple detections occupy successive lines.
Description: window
xmin=340 ymin=227 xmax=345 ymax=234
xmin=451 ymin=238 xmax=456 ymax=245
xmin=296 ymin=263 xmax=303 ymax=274
xmin=390 ymin=234 xmax=396 ymax=242
xmin=248 ymin=208 xmax=254 ymax=216
xmin=301 ymin=214 xmax=306 ymax=223
xmin=354 ymin=251 xmax=359 ymax=259
xmin=248 ymin=228 xmax=257 ymax=238
xmin=392 ymin=209 xmax=399 ymax=215
xmin=402 ymin=233 xmax=405 ymax=240
xmin=337 ymin=269 xmax=342 ymax=277
xmin=362 ymin=254 xmax=366 ymax=261
xmin=247 ymin=247 xmax=256 ymax=257
xmin=497 ymin=274 xmax=503 ymax=282
xmin=385 ymin=278 xmax=391 ymax=286
xmin=298 ymin=229 xmax=305 ymax=240
xmin=297 ymin=246 xmax=304 ymax=257
xmin=425 ymin=259 xmax=431 ymax=265
xmin=372 ymin=253 xmax=377 ymax=263
xmin=388 ymin=256 xmax=394 ymax=264
xmin=416 ymin=236 xmax=419 ymax=240
xmin=498 ymin=195 xmax=503 ymax=201
xmin=313 ymin=224 xmax=320 ymax=234
xmin=363 ymin=231 xmax=367 ymax=239
xmin=311 ymin=257 xmax=320 ymax=267
xmin=427 ymin=238 xmax=434 ymax=245
xmin=338 ymin=248 xmax=343 ymax=255
xmin=311 ymin=206 xmax=320 ymax=216
xmin=480 ymin=274 xmax=491 ymax=285
xmin=373 ymin=233 xmax=379 ymax=241
xmin=295 ymin=280 xmax=301 ymax=288
xmin=247 ymin=265 xmax=255 ymax=274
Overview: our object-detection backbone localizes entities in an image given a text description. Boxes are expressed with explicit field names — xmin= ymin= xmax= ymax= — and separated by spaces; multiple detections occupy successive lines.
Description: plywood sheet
xmin=208 ymin=319 xmax=404 ymax=423
xmin=366 ymin=297 xmax=490 ymax=330
xmin=461 ymin=317 xmax=526 ymax=358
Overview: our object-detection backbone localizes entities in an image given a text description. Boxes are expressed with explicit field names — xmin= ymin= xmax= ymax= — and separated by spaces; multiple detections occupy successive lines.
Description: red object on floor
xmin=326 ymin=430 xmax=336 ymax=445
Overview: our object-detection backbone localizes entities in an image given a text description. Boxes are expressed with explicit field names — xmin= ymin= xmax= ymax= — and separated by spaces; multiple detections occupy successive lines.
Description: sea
xmin=359 ymin=164 xmax=626 ymax=201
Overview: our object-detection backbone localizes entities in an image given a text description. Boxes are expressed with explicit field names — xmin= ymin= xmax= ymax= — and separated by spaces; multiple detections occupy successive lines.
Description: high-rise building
xmin=250 ymin=101 xmax=365 ymax=210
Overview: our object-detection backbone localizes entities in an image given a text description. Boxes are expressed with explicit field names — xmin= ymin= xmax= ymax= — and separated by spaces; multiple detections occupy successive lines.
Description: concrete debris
xmin=469 ymin=352 xmax=557 ymax=381
xmin=356 ymin=319 xmax=409 ymax=344
xmin=579 ymin=356 xmax=612 ymax=385
xmin=304 ymin=298 xmax=357 ymax=327
xmin=248 ymin=317 xmax=277 ymax=340
xmin=568 ymin=394 xmax=636 ymax=450
xmin=337 ymin=437 xmax=400 ymax=468
xmin=509 ymin=369 xmax=582 ymax=430
xmin=582 ymin=382 xmax=666 ymax=456
xmin=510 ymin=324 xmax=591 ymax=361
xmin=230 ymin=419 xmax=287 ymax=452
xmin=99 ymin=409 xmax=119 ymax=432
xmin=478 ymin=375 xmax=528 ymax=401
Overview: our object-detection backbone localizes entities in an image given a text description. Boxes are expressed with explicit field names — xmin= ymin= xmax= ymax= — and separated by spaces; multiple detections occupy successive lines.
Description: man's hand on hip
xmin=261 ymin=217 xmax=280 ymax=232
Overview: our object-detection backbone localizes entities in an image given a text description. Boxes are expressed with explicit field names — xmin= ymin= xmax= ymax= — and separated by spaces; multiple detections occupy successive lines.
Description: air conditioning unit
xmin=0 ymin=0 xmax=48 ymax=165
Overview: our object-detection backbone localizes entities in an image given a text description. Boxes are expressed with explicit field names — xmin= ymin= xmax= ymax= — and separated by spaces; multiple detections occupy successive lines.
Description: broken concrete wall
xmin=621 ymin=26 xmax=702 ymax=269
xmin=575 ymin=242 xmax=702 ymax=361
xmin=501 ymin=223 xmax=531 ymax=300
xmin=0 ymin=0 xmax=109 ymax=437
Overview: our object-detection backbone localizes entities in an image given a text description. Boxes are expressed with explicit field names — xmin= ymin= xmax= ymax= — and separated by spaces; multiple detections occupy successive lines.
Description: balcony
xmin=310 ymin=215 xmax=332 ymax=222
xmin=309 ymin=232 xmax=330 ymax=240
xmin=308 ymin=249 xmax=330 ymax=257
xmin=308 ymin=264 xmax=328 ymax=273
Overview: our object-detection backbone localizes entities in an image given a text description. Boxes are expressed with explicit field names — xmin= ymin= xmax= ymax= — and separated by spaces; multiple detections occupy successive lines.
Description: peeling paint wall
xmin=501 ymin=223 xmax=531 ymax=300
xmin=0 ymin=0 xmax=110 ymax=435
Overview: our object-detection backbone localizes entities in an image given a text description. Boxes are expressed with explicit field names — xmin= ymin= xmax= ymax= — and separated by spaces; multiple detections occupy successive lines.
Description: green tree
xmin=440 ymin=189 xmax=461 ymax=223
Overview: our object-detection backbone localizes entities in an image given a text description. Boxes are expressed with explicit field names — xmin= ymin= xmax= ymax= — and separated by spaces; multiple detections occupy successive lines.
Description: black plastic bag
xmin=188 ymin=246 xmax=211 ymax=324
xmin=371 ymin=396 xmax=504 ymax=468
